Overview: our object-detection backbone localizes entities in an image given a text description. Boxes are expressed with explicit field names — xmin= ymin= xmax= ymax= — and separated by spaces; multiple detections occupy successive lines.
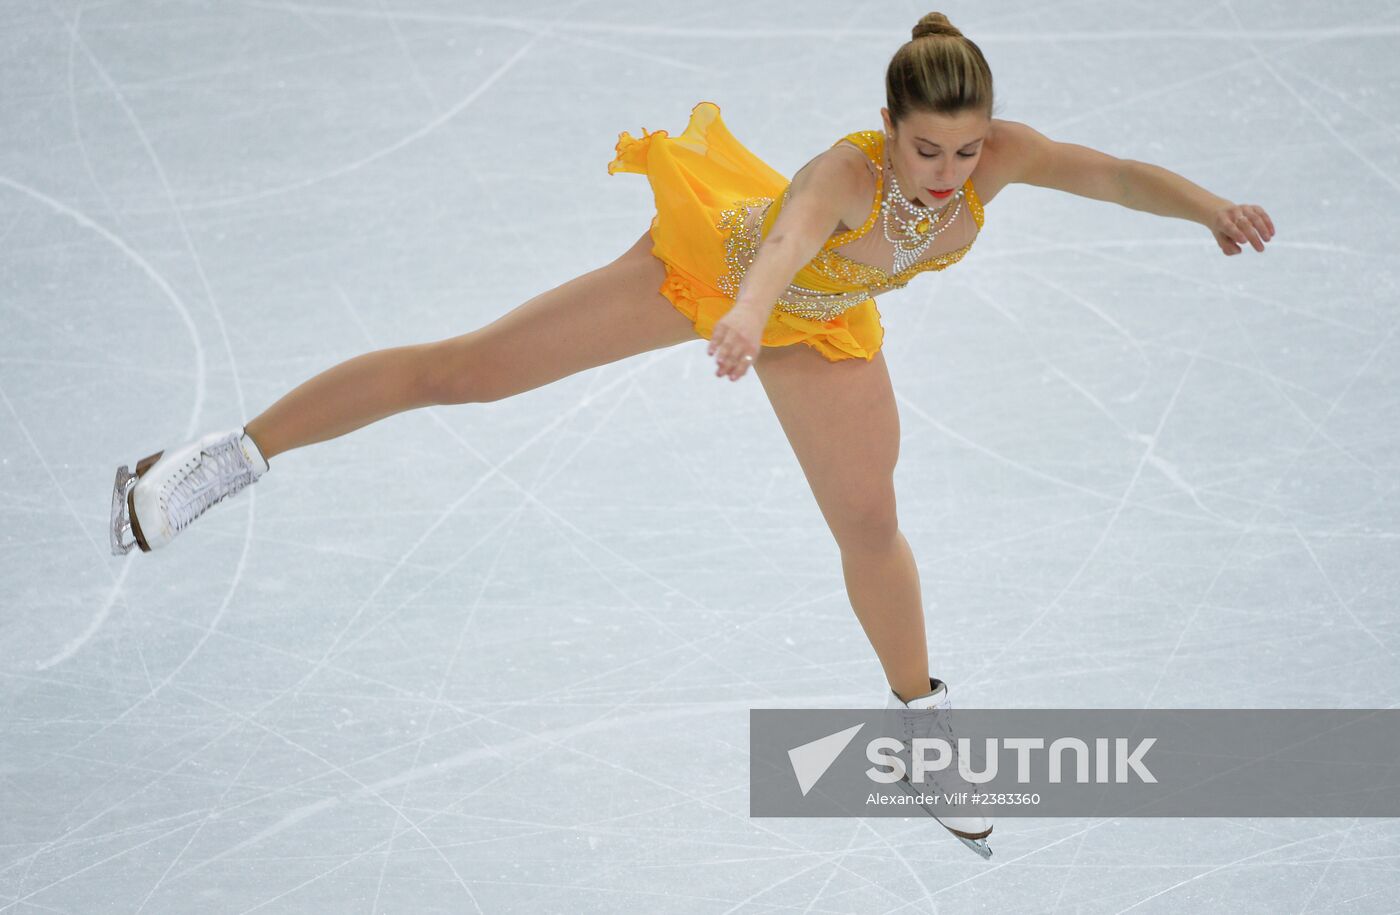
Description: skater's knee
xmin=826 ymin=487 xmax=900 ymax=552
xmin=420 ymin=333 xmax=495 ymax=405
xmin=421 ymin=327 xmax=576 ymax=405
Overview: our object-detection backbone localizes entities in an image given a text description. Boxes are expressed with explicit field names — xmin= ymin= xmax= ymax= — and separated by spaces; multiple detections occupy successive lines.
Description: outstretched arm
xmin=999 ymin=120 xmax=1275 ymax=257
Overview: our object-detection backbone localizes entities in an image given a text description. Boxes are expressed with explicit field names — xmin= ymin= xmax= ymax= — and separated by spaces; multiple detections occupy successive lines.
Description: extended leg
xmin=113 ymin=231 xmax=698 ymax=554
xmin=244 ymin=231 xmax=698 ymax=461
xmin=244 ymin=344 xmax=436 ymax=461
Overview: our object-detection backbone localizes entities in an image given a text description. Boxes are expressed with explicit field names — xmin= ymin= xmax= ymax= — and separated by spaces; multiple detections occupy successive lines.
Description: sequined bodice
xmin=714 ymin=129 xmax=986 ymax=322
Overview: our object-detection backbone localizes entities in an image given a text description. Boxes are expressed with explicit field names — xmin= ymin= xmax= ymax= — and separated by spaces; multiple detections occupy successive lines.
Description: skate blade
xmin=896 ymin=776 xmax=993 ymax=860
xmin=110 ymin=465 xmax=139 ymax=555
xmin=956 ymin=835 xmax=993 ymax=860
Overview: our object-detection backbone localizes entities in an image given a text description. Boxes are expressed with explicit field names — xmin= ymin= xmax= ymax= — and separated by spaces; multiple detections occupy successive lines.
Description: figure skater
xmin=108 ymin=12 xmax=1274 ymax=859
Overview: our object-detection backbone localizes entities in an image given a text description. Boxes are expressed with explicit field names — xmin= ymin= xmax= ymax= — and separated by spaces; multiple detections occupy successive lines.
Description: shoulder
xmin=968 ymin=119 xmax=1049 ymax=205
xmin=975 ymin=119 xmax=1124 ymax=202
xmin=788 ymin=142 xmax=878 ymax=232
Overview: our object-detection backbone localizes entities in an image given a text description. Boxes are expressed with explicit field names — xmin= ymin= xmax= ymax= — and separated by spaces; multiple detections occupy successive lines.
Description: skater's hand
xmin=709 ymin=303 xmax=767 ymax=381
xmin=1211 ymin=203 xmax=1274 ymax=256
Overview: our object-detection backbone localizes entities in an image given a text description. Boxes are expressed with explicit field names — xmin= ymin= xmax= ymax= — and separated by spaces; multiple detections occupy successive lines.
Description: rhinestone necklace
xmin=880 ymin=147 xmax=963 ymax=274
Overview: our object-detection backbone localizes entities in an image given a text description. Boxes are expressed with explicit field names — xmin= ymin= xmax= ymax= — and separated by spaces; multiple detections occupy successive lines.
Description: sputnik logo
xmin=787 ymin=724 xmax=865 ymax=796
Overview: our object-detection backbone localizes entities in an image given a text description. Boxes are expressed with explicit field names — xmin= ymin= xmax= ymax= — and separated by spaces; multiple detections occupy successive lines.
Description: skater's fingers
xmin=1214 ymin=223 xmax=1243 ymax=256
xmin=716 ymin=345 xmax=740 ymax=377
xmin=1212 ymin=204 xmax=1269 ymax=256
xmin=1247 ymin=209 xmax=1273 ymax=246
xmin=1240 ymin=204 xmax=1274 ymax=242
xmin=720 ymin=345 xmax=757 ymax=381
xmin=709 ymin=308 xmax=763 ymax=380
xmin=712 ymin=335 xmax=740 ymax=377
xmin=712 ymin=335 xmax=743 ymax=370
xmin=1234 ymin=213 xmax=1265 ymax=252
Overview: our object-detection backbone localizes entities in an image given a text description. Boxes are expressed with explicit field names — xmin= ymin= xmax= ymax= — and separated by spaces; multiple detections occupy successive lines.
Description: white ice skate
xmin=110 ymin=427 xmax=269 ymax=554
xmin=884 ymin=677 xmax=994 ymax=860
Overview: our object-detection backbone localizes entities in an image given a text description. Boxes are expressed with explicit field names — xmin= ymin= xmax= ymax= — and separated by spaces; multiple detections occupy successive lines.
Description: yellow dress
xmin=607 ymin=100 xmax=986 ymax=363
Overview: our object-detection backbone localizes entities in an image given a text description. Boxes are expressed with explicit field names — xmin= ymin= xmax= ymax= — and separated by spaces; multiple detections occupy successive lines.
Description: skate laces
xmin=164 ymin=435 xmax=255 ymax=534
xmin=896 ymin=698 xmax=985 ymax=801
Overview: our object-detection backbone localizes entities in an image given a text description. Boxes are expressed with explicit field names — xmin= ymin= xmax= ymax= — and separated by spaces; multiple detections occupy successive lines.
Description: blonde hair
xmin=886 ymin=12 xmax=996 ymax=125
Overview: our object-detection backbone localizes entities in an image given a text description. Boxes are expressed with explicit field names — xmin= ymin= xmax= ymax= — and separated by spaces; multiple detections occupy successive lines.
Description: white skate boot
xmin=884 ymin=677 xmax=994 ymax=860
xmin=110 ymin=427 xmax=269 ymax=554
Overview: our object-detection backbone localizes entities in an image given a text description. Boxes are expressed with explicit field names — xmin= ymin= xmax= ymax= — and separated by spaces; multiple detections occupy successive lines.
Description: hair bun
xmin=911 ymin=12 xmax=961 ymax=40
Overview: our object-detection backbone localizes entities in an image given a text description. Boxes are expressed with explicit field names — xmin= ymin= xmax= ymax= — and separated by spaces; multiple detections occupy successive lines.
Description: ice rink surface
xmin=3 ymin=0 xmax=1399 ymax=912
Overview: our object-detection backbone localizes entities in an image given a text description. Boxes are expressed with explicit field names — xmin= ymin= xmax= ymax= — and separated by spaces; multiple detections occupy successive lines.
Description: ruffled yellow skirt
xmin=607 ymin=101 xmax=884 ymax=362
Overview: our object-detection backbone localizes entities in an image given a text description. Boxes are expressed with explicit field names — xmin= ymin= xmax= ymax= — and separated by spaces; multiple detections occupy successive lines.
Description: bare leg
xmin=242 ymin=231 xmax=698 ymax=462
xmin=841 ymin=531 xmax=932 ymax=703
xmin=752 ymin=343 xmax=933 ymax=703
xmin=244 ymin=345 xmax=434 ymax=461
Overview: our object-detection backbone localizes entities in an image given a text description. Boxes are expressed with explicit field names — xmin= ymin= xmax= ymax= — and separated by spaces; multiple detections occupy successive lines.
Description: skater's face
xmin=880 ymin=107 xmax=990 ymax=209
